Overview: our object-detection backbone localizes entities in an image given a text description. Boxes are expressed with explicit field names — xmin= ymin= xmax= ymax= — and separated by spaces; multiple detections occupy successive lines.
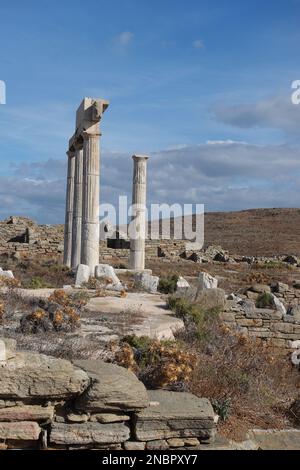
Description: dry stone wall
xmin=0 ymin=338 xmax=216 ymax=450
xmin=0 ymin=217 xmax=186 ymax=262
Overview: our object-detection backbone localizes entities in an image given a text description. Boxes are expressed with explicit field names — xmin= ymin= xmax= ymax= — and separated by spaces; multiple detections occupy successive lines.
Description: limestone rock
xmin=74 ymin=359 xmax=149 ymax=412
xmin=271 ymin=294 xmax=286 ymax=316
xmin=0 ymin=421 xmax=41 ymax=441
xmin=90 ymin=413 xmax=130 ymax=423
xmin=124 ymin=441 xmax=146 ymax=450
xmin=133 ymin=390 xmax=215 ymax=442
xmin=167 ymin=438 xmax=185 ymax=447
xmin=95 ymin=264 xmax=123 ymax=290
xmin=134 ymin=272 xmax=159 ymax=294
xmin=146 ymin=439 xmax=169 ymax=450
xmin=50 ymin=422 xmax=130 ymax=446
xmin=176 ymin=276 xmax=190 ymax=293
xmin=198 ymin=272 xmax=218 ymax=290
xmin=0 ymin=268 xmax=14 ymax=279
xmin=75 ymin=264 xmax=90 ymax=287
xmin=0 ymin=405 xmax=54 ymax=422
xmin=195 ymin=288 xmax=226 ymax=311
xmin=66 ymin=412 xmax=89 ymax=423
xmin=0 ymin=352 xmax=89 ymax=400
xmin=250 ymin=284 xmax=271 ymax=294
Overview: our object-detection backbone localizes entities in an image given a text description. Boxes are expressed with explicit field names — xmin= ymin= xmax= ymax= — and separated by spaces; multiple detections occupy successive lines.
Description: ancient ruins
xmin=63 ymin=98 xmax=109 ymax=275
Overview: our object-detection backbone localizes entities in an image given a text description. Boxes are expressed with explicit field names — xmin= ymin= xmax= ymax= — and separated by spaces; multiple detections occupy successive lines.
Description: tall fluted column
xmin=71 ymin=144 xmax=84 ymax=269
xmin=63 ymin=150 xmax=75 ymax=267
xmin=129 ymin=155 xmax=149 ymax=270
xmin=81 ymin=132 xmax=100 ymax=275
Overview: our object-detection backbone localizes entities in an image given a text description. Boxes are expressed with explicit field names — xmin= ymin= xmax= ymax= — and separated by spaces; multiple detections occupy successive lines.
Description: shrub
xmin=256 ymin=292 xmax=274 ymax=308
xmin=212 ymin=398 xmax=232 ymax=422
xmin=167 ymin=296 xmax=221 ymax=343
xmin=158 ymin=274 xmax=179 ymax=294
xmin=28 ymin=276 xmax=50 ymax=289
xmin=115 ymin=335 xmax=197 ymax=389
xmin=48 ymin=289 xmax=88 ymax=309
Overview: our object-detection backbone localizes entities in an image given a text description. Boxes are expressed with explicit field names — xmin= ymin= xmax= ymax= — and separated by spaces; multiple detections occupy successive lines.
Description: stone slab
xmin=50 ymin=422 xmax=129 ymax=446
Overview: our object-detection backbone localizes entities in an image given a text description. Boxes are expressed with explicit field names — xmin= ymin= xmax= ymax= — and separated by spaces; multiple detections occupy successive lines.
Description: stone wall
xmin=0 ymin=338 xmax=216 ymax=450
xmin=0 ymin=217 xmax=186 ymax=263
xmin=221 ymin=283 xmax=300 ymax=351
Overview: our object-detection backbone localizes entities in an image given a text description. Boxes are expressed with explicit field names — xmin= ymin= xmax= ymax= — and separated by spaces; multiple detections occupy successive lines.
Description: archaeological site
xmin=1 ymin=0 xmax=300 ymax=461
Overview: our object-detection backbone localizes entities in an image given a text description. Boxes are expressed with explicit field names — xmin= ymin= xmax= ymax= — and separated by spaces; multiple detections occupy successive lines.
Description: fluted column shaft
xmin=71 ymin=146 xmax=84 ymax=269
xmin=81 ymin=132 xmax=100 ymax=275
xmin=63 ymin=151 xmax=75 ymax=267
xmin=129 ymin=155 xmax=149 ymax=270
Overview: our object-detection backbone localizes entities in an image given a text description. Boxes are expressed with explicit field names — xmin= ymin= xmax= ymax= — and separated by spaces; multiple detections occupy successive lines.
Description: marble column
xmin=81 ymin=132 xmax=100 ymax=275
xmin=63 ymin=150 xmax=75 ymax=267
xmin=71 ymin=144 xmax=84 ymax=269
xmin=129 ymin=155 xmax=149 ymax=271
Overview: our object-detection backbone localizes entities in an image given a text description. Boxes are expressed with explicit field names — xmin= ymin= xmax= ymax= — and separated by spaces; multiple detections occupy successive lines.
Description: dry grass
xmin=177 ymin=319 xmax=300 ymax=441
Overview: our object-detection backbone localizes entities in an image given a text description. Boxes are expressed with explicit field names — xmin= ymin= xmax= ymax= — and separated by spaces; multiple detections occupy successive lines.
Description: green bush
xmin=256 ymin=292 xmax=274 ymax=308
xmin=158 ymin=275 xmax=179 ymax=294
xmin=28 ymin=276 xmax=51 ymax=289
xmin=211 ymin=398 xmax=232 ymax=422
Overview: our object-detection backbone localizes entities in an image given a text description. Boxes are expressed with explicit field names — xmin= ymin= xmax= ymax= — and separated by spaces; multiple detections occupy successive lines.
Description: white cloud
xmin=193 ymin=39 xmax=204 ymax=49
xmin=116 ymin=31 xmax=134 ymax=47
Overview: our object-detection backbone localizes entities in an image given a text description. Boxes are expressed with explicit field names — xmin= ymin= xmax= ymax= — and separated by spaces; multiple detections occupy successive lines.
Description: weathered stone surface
xmin=74 ymin=360 xmax=149 ymax=412
xmin=198 ymin=272 xmax=218 ymax=290
xmin=95 ymin=264 xmax=123 ymax=290
xmin=250 ymin=284 xmax=271 ymax=294
xmin=247 ymin=429 xmax=300 ymax=450
xmin=90 ymin=413 xmax=130 ymax=423
xmin=146 ymin=439 xmax=169 ymax=450
xmin=50 ymin=422 xmax=130 ymax=445
xmin=133 ymin=390 xmax=215 ymax=442
xmin=134 ymin=272 xmax=159 ymax=294
xmin=66 ymin=412 xmax=89 ymax=423
xmin=167 ymin=438 xmax=185 ymax=447
xmin=0 ymin=421 xmax=41 ymax=441
xmin=75 ymin=264 xmax=90 ymax=287
xmin=0 ymin=267 xmax=14 ymax=279
xmin=0 ymin=405 xmax=54 ymax=422
xmin=184 ymin=438 xmax=200 ymax=447
xmin=176 ymin=276 xmax=190 ymax=293
xmin=195 ymin=288 xmax=226 ymax=311
xmin=271 ymin=294 xmax=286 ymax=315
xmin=0 ymin=352 xmax=89 ymax=400
xmin=124 ymin=441 xmax=146 ymax=450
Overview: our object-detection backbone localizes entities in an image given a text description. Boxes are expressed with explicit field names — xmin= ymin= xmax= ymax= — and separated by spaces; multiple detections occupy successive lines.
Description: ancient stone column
xmin=81 ymin=132 xmax=100 ymax=275
xmin=129 ymin=155 xmax=149 ymax=271
xmin=71 ymin=144 xmax=84 ymax=269
xmin=63 ymin=150 xmax=75 ymax=267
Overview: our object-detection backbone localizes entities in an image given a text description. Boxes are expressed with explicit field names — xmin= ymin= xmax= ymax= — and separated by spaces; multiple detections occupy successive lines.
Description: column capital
xmin=132 ymin=154 xmax=149 ymax=162
xmin=66 ymin=149 xmax=75 ymax=158
xmin=82 ymin=131 xmax=101 ymax=140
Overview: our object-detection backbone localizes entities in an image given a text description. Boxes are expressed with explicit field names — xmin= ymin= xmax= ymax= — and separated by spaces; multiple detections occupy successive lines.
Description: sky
xmin=0 ymin=0 xmax=300 ymax=223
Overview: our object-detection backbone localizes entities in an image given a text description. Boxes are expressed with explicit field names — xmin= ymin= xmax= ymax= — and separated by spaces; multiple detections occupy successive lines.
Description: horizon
xmin=0 ymin=0 xmax=300 ymax=223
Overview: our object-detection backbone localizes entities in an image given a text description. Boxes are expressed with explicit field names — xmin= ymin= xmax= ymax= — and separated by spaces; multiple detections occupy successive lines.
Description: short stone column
xmin=129 ymin=155 xmax=149 ymax=271
xmin=81 ymin=132 xmax=100 ymax=275
xmin=71 ymin=144 xmax=84 ymax=269
xmin=63 ymin=150 xmax=75 ymax=267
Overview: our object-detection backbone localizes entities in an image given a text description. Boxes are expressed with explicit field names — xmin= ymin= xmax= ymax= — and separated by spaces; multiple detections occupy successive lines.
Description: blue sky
xmin=0 ymin=0 xmax=300 ymax=223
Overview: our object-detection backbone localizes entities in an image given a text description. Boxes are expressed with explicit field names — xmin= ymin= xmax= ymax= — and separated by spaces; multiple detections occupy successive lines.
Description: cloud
xmin=193 ymin=39 xmax=204 ymax=49
xmin=116 ymin=31 xmax=134 ymax=47
xmin=213 ymin=95 xmax=300 ymax=138
xmin=4 ymin=141 xmax=300 ymax=224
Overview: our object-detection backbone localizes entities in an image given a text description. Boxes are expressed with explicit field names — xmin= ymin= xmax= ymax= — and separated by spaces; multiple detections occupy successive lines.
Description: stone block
xmin=0 ymin=405 xmax=54 ymax=422
xmin=0 ymin=352 xmax=89 ymax=400
xmin=133 ymin=390 xmax=215 ymax=442
xmin=74 ymin=360 xmax=149 ymax=412
xmin=75 ymin=264 xmax=90 ymax=287
xmin=50 ymin=422 xmax=130 ymax=446
xmin=195 ymin=288 xmax=226 ymax=311
xmin=134 ymin=272 xmax=159 ymax=294
xmin=0 ymin=421 xmax=41 ymax=441
xmin=198 ymin=272 xmax=218 ymax=290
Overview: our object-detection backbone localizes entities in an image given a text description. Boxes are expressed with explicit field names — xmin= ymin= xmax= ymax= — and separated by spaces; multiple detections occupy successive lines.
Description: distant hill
xmin=148 ymin=208 xmax=300 ymax=257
